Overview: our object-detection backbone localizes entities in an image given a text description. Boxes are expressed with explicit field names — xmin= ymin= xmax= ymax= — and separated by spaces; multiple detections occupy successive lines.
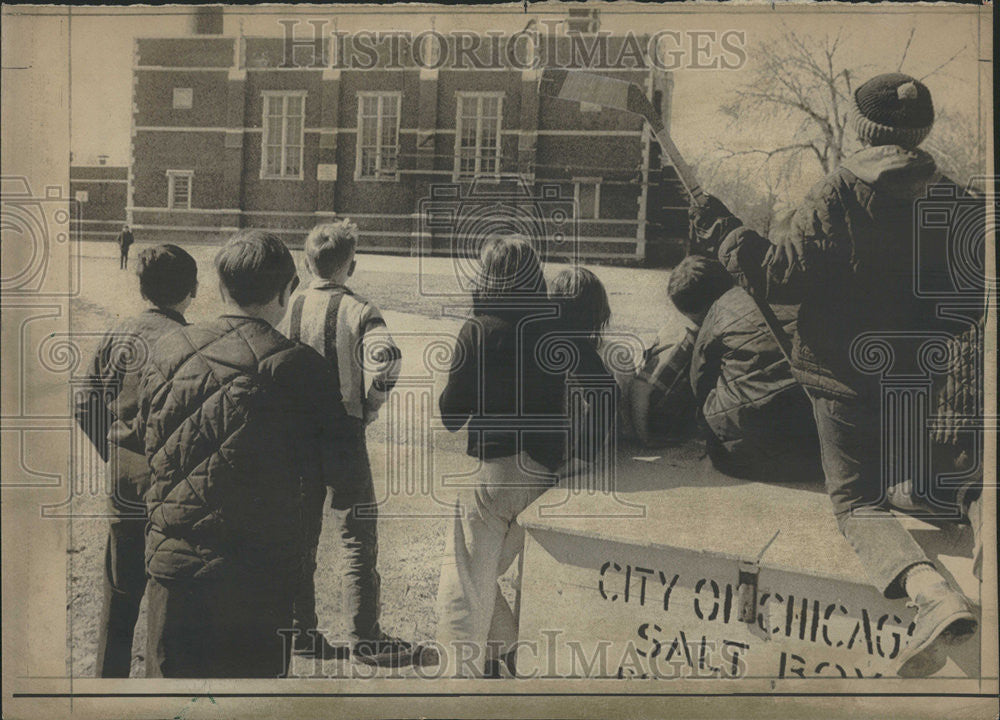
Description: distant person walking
xmin=118 ymin=225 xmax=135 ymax=270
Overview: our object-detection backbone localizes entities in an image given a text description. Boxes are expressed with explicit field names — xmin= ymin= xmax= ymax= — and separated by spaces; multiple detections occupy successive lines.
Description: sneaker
xmin=353 ymin=633 xmax=434 ymax=668
xmin=897 ymin=585 xmax=978 ymax=678
xmin=293 ymin=631 xmax=350 ymax=660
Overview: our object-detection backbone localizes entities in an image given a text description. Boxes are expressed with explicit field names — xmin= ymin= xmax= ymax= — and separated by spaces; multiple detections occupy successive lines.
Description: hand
xmin=363 ymin=404 xmax=380 ymax=427
xmin=689 ymin=195 xmax=740 ymax=256
xmin=763 ymin=228 xmax=807 ymax=282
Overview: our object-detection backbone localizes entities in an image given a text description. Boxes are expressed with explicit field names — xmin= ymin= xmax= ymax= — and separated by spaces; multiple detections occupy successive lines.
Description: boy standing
xmin=716 ymin=73 xmax=980 ymax=676
xmin=75 ymin=244 xmax=198 ymax=677
xmin=118 ymin=225 xmax=134 ymax=270
xmin=136 ymin=230 xmax=352 ymax=678
xmin=283 ymin=220 xmax=418 ymax=667
xmin=625 ymin=255 xmax=733 ymax=447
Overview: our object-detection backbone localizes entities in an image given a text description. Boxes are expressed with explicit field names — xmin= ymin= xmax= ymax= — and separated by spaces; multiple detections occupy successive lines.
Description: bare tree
xmin=718 ymin=27 xmax=860 ymax=176
xmin=706 ymin=25 xmax=978 ymax=227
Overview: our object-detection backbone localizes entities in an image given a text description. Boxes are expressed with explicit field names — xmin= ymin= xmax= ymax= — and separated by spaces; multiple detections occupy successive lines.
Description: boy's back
xmin=139 ymin=315 xmax=341 ymax=583
xmin=284 ymin=280 xmax=399 ymax=421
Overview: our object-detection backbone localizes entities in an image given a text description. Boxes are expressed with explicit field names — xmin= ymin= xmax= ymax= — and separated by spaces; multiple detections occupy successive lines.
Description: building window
xmin=167 ymin=170 xmax=193 ymax=209
xmin=262 ymin=92 xmax=305 ymax=179
xmin=173 ymin=87 xmax=193 ymax=110
xmin=356 ymin=93 xmax=400 ymax=180
xmin=74 ymin=190 xmax=89 ymax=203
xmin=574 ymin=178 xmax=601 ymax=220
xmin=455 ymin=93 xmax=502 ymax=179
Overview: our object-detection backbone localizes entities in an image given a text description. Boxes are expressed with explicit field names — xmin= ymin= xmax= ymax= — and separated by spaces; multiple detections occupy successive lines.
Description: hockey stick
xmin=539 ymin=68 xmax=705 ymax=203
xmin=539 ymin=68 xmax=797 ymax=367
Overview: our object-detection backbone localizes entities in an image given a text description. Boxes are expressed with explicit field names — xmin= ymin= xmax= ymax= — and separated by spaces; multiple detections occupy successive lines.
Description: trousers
xmin=435 ymin=452 xmax=552 ymax=676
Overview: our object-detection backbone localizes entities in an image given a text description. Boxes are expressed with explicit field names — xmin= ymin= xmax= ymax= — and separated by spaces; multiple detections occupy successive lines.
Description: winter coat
xmin=118 ymin=230 xmax=134 ymax=252
xmin=690 ymin=287 xmax=818 ymax=475
xmin=720 ymin=145 xmax=968 ymax=400
xmin=439 ymin=310 xmax=566 ymax=472
xmin=136 ymin=315 xmax=353 ymax=584
xmin=74 ymin=307 xmax=187 ymax=520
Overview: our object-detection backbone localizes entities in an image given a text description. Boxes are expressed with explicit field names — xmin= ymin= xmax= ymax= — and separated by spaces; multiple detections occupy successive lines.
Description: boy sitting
xmin=715 ymin=73 xmax=981 ymax=676
xmin=690 ymin=281 xmax=821 ymax=482
xmin=625 ymin=255 xmax=732 ymax=447
xmin=282 ymin=220 xmax=420 ymax=667
xmin=135 ymin=230 xmax=353 ymax=678
xmin=75 ymin=244 xmax=198 ymax=677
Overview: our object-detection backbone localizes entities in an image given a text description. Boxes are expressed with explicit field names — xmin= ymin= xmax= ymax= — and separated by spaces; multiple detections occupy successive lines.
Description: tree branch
xmin=918 ymin=45 xmax=968 ymax=81
xmin=897 ymin=28 xmax=916 ymax=72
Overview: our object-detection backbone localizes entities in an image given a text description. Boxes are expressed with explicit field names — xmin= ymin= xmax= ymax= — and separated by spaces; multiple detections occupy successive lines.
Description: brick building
xmin=70 ymin=165 xmax=128 ymax=241
xmin=129 ymin=18 xmax=690 ymax=263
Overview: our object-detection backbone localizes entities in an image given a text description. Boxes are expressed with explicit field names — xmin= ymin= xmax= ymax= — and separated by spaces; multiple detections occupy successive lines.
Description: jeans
xmin=435 ymin=452 xmax=553 ymax=676
xmin=145 ymin=576 xmax=294 ymax=678
xmin=95 ymin=520 xmax=146 ymax=677
xmin=293 ymin=428 xmax=382 ymax=642
xmin=810 ymin=396 xmax=930 ymax=598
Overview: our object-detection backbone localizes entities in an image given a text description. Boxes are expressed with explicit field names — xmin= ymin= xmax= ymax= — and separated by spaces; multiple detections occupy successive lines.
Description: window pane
xmin=267 ymin=96 xmax=283 ymax=115
xmin=286 ymin=96 xmax=303 ymax=115
xmin=383 ymin=95 xmax=398 ymax=115
xmin=265 ymin=147 xmax=281 ymax=176
xmin=360 ymin=148 xmax=376 ymax=177
xmin=285 ymin=148 xmax=301 ymax=176
xmin=360 ymin=115 xmax=377 ymax=147
xmin=285 ymin=116 xmax=301 ymax=146
xmin=579 ymin=184 xmax=597 ymax=219
xmin=460 ymin=96 xmax=476 ymax=119
xmin=362 ymin=95 xmax=378 ymax=116
xmin=266 ymin=119 xmax=282 ymax=144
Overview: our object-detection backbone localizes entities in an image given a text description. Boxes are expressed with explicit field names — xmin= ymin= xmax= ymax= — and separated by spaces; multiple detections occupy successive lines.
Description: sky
xmin=67 ymin=3 xmax=987 ymax=182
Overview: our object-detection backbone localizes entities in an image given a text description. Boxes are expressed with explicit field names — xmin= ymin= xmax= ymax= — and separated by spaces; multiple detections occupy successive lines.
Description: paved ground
xmin=67 ymin=241 xmax=678 ymax=678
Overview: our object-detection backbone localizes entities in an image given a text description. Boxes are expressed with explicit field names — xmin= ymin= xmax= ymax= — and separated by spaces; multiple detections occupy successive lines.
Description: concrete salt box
xmin=514 ymin=443 xmax=985 ymax=682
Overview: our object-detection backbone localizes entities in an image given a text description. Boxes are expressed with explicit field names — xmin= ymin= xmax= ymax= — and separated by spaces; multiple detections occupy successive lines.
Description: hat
xmin=850 ymin=73 xmax=934 ymax=148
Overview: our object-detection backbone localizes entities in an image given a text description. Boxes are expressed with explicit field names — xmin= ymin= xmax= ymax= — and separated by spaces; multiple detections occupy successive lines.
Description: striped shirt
xmin=282 ymin=280 xmax=401 ymax=420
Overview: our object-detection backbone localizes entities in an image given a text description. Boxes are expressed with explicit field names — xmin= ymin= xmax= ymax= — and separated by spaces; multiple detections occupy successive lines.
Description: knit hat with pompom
xmin=850 ymin=73 xmax=934 ymax=149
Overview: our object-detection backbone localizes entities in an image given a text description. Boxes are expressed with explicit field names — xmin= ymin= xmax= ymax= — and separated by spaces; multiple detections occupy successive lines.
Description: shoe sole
xmin=354 ymin=647 xmax=440 ymax=669
xmin=897 ymin=612 xmax=977 ymax=678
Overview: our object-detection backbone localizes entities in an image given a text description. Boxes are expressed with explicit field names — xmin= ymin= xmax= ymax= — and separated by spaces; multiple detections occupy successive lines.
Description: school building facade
xmin=129 ymin=29 xmax=690 ymax=264
xmin=70 ymin=165 xmax=129 ymax=241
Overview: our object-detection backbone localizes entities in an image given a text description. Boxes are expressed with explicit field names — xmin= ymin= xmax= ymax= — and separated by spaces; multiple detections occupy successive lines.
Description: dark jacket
xmin=136 ymin=315 xmax=351 ymax=584
xmin=720 ymin=146 xmax=961 ymax=400
xmin=74 ymin=307 xmax=187 ymax=520
xmin=691 ymin=287 xmax=818 ymax=475
xmin=439 ymin=310 xmax=566 ymax=472
xmin=118 ymin=230 xmax=134 ymax=252
xmin=566 ymin=338 xmax=618 ymax=465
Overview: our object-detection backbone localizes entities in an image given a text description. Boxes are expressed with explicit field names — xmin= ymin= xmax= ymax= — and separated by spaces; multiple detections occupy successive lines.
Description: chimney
xmin=566 ymin=8 xmax=600 ymax=34
xmin=191 ymin=7 xmax=223 ymax=35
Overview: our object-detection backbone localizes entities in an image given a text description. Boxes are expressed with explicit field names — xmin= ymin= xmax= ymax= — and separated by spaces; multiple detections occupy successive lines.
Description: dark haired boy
xmin=75 ymin=243 xmax=198 ymax=677
xmin=134 ymin=230 xmax=354 ymax=678
xmin=625 ymin=255 xmax=733 ymax=447
xmin=280 ymin=220 xmax=418 ymax=667
xmin=118 ymin=225 xmax=135 ymax=269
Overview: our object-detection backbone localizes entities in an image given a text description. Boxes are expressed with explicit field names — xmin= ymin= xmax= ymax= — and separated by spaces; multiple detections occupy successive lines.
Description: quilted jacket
xmin=136 ymin=315 xmax=351 ymax=583
xmin=691 ymin=287 xmax=817 ymax=467
xmin=720 ymin=145 xmax=968 ymax=400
